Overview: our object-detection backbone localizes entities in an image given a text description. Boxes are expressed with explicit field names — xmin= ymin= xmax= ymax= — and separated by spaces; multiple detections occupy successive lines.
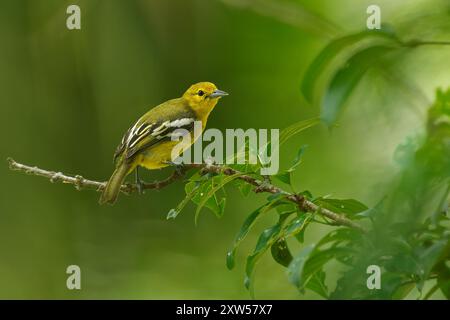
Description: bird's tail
xmin=99 ymin=162 xmax=132 ymax=205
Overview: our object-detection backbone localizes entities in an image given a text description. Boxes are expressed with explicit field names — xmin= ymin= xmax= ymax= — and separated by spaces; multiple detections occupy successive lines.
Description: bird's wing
xmin=114 ymin=103 xmax=196 ymax=162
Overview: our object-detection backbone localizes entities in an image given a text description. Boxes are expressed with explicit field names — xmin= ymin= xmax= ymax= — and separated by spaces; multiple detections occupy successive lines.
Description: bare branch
xmin=193 ymin=163 xmax=365 ymax=231
xmin=7 ymin=158 xmax=365 ymax=232
xmin=7 ymin=158 xmax=185 ymax=194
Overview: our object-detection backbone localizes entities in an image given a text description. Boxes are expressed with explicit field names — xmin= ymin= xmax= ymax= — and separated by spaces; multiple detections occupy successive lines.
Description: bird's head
xmin=182 ymin=82 xmax=228 ymax=114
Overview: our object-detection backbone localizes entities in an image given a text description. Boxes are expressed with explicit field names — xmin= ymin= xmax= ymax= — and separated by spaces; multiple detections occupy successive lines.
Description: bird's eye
xmin=197 ymin=90 xmax=205 ymax=96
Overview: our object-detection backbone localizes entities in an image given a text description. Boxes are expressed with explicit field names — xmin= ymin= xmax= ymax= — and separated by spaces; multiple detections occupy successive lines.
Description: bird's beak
xmin=209 ymin=89 xmax=229 ymax=98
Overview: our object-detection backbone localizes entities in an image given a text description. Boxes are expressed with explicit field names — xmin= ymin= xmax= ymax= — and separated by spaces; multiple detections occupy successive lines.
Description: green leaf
xmin=184 ymin=178 xmax=226 ymax=221
xmin=433 ymin=249 xmax=450 ymax=299
xmin=236 ymin=180 xmax=252 ymax=197
xmin=257 ymin=118 xmax=318 ymax=175
xmin=276 ymin=203 xmax=298 ymax=215
xmin=321 ymin=46 xmax=394 ymax=125
xmin=301 ymin=247 xmax=355 ymax=290
xmin=316 ymin=228 xmax=361 ymax=248
xmin=384 ymin=253 xmax=420 ymax=275
xmin=437 ymin=277 xmax=450 ymax=300
xmin=313 ymin=198 xmax=368 ymax=216
xmin=301 ymin=29 xmax=401 ymax=125
xmin=295 ymin=230 xmax=306 ymax=244
xmin=287 ymin=244 xmax=315 ymax=289
xmin=289 ymin=145 xmax=308 ymax=171
xmin=271 ymin=238 xmax=293 ymax=267
xmin=266 ymin=192 xmax=286 ymax=202
xmin=302 ymin=29 xmax=398 ymax=101
xmin=392 ymin=281 xmax=416 ymax=300
xmin=284 ymin=213 xmax=311 ymax=238
xmin=357 ymin=197 xmax=386 ymax=219
xmin=194 ymin=173 xmax=244 ymax=224
xmin=416 ymin=237 xmax=449 ymax=291
xmin=226 ymin=199 xmax=283 ymax=270
xmin=166 ymin=182 xmax=201 ymax=220
xmin=274 ymin=145 xmax=308 ymax=186
xmin=245 ymin=215 xmax=289 ymax=296
xmin=306 ymin=270 xmax=329 ymax=299
xmin=274 ymin=172 xmax=291 ymax=185
xmin=298 ymin=190 xmax=314 ymax=200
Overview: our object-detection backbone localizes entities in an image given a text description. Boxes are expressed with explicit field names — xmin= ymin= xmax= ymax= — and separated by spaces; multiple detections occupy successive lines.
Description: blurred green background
xmin=0 ymin=0 xmax=449 ymax=299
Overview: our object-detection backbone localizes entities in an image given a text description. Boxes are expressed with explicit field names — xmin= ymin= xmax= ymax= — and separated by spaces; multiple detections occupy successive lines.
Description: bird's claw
xmin=136 ymin=179 xmax=145 ymax=195
xmin=255 ymin=175 xmax=272 ymax=193
xmin=135 ymin=167 xmax=146 ymax=195
xmin=164 ymin=161 xmax=185 ymax=175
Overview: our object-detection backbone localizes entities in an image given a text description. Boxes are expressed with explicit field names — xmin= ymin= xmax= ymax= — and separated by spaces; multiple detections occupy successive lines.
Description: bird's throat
xmin=192 ymin=99 xmax=219 ymax=126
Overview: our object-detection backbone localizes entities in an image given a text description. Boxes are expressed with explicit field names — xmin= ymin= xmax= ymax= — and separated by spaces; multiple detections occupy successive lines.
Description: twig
xmin=7 ymin=158 xmax=185 ymax=194
xmin=192 ymin=163 xmax=365 ymax=231
xmin=7 ymin=158 xmax=365 ymax=231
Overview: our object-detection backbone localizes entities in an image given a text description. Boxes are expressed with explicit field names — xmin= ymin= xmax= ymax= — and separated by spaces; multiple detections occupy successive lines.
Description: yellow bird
xmin=100 ymin=82 xmax=228 ymax=205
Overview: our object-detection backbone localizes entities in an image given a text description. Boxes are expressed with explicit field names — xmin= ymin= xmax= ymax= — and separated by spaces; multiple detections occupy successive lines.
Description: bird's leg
xmin=164 ymin=160 xmax=185 ymax=176
xmin=262 ymin=175 xmax=272 ymax=184
xmin=135 ymin=166 xmax=145 ymax=194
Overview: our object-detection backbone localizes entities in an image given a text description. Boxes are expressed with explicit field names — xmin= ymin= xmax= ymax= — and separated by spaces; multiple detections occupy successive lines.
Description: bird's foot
xmin=136 ymin=179 xmax=145 ymax=195
xmin=164 ymin=161 xmax=185 ymax=176
xmin=255 ymin=175 xmax=272 ymax=193
xmin=135 ymin=167 xmax=146 ymax=195
xmin=263 ymin=175 xmax=272 ymax=184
